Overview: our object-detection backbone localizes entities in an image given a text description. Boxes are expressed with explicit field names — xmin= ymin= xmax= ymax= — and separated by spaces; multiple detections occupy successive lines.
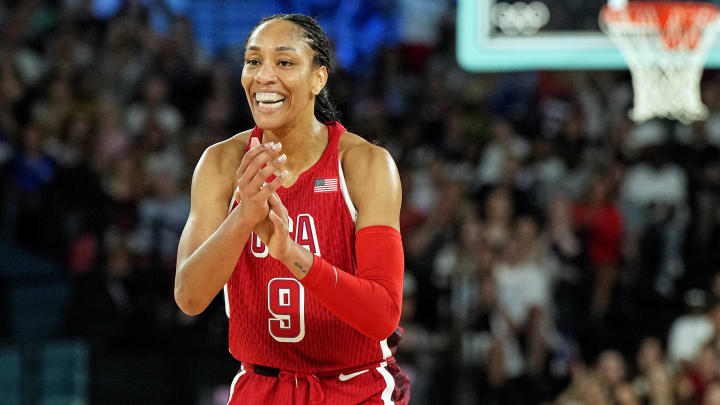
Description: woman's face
xmin=637 ymin=337 xmax=662 ymax=371
xmin=698 ymin=346 xmax=719 ymax=381
xmin=648 ymin=366 xmax=671 ymax=396
xmin=241 ymin=19 xmax=327 ymax=131
xmin=589 ymin=178 xmax=608 ymax=203
xmin=486 ymin=188 xmax=512 ymax=221
xmin=597 ymin=350 xmax=626 ymax=385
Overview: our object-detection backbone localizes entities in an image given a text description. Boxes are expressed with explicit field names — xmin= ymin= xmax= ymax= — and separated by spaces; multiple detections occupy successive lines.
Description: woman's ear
xmin=311 ymin=66 xmax=328 ymax=96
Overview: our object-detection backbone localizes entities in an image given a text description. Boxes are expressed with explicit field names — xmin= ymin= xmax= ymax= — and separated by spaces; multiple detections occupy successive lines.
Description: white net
xmin=600 ymin=4 xmax=720 ymax=124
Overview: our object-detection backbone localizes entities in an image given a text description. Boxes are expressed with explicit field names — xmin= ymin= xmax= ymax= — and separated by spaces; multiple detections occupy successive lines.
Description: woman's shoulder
xmin=199 ymin=129 xmax=254 ymax=173
xmin=338 ymin=130 xmax=391 ymax=166
xmin=337 ymin=128 xmax=402 ymax=226
xmin=338 ymin=130 xmax=399 ymax=194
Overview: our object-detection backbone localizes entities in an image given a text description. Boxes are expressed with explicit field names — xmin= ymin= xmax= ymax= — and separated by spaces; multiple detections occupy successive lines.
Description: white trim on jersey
xmin=376 ymin=362 xmax=395 ymax=405
xmin=223 ymin=284 xmax=230 ymax=318
xmin=228 ymin=186 xmax=238 ymax=213
xmin=338 ymin=159 xmax=358 ymax=223
xmin=380 ymin=339 xmax=392 ymax=359
xmin=225 ymin=187 xmax=235 ymax=319
xmin=226 ymin=365 xmax=246 ymax=405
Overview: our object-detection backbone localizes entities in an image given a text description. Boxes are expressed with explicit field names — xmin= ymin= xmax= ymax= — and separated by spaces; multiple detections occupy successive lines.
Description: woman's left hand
xmin=261 ymin=192 xmax=294 ymax=262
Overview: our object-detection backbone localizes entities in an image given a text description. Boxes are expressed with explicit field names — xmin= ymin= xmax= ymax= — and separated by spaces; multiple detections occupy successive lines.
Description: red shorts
xmin=226 ymin=360 xmax=410 ymax=405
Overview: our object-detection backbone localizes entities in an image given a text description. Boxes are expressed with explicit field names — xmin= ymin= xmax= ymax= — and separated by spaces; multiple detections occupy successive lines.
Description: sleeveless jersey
xmin=224 ymin=121 xmax=393 ymax=373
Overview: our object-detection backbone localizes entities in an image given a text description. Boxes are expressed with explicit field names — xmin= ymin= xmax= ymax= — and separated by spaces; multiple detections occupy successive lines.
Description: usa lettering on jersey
xmin=250 ymin=213 xmax=321 ymax=257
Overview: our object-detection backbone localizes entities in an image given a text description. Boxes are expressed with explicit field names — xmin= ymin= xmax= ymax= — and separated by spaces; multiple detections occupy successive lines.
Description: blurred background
xmin=3 ymin=0 xmax=720 ymax=404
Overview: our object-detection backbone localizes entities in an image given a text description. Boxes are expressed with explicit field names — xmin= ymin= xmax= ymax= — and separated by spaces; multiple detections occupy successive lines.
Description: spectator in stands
xmin=548 ymin=194 xmax=581 ymax=268
xmin=131 ymin=167 xmax=189 ymax=273
xmin=0 ymin=50 xmax=23 ymax=140
xmin=125 ymin=74 xmax=183 ymax=139
xmin=668 ymin=293 xmax=720 ymax=368
xmin=5 ymin=122 xmax=59 ymax=251
xmin=573 ymin=172 xmax=623 ymax=319
xmin=100 ymin=5 xmax=154 ymax=102
xmin=646 ymin=365 xmax=676 ymax=405
xmin=631 ymin=337 xmax=666 ymax=399
xmin=94 ymin=97 xmax=130 ymax=173
xmin=477 ymin=118 xmax=530 ymax=186
xmin=555 ymin=360 xmax=612 ymax=405
xmin=678 ymin=343 xmax=720 ymax=404
xmin=405 ymin=180 xmax=465 ymax=331
xmin=483 ymin=186 xmax=515 ymax=252
xmin=493 ymin=215 xmax=553 ymax=377
xmin=621 ymin=122 xmax=689 ymax=296
xmin=704 ymin=383 xmax=720 ymax=405
xmin=596 ymin=349 xmax=635 ymax=400
xmin=682 ymin=189 xmax=720 ymax=290
xmin=31 ymin=76 xmax=74 ymax=138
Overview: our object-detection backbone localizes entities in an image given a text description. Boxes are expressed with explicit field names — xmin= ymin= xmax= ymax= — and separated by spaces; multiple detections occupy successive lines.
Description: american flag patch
xmin=313 ymin=178 xmax=338 ymax=193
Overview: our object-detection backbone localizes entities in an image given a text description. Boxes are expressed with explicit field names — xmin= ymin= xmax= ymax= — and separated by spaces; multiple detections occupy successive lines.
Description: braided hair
xmin=245 ymin=14 xmax=341 ymax=123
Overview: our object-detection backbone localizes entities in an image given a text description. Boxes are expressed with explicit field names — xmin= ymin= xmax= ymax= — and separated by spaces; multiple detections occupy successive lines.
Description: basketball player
xmin=174 ymin=14 xmax=410 ymax=404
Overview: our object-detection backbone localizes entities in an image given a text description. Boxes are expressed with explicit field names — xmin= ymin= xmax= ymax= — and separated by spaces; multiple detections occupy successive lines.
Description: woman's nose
xmin=255 ymin=62 xmax=277 ymax=84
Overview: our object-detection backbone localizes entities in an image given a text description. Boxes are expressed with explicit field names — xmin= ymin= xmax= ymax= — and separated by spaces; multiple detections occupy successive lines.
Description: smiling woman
xmin=242 ymin=14 xmax=339 ymax=130
xmin=174 ymin=13 xmax=410 ymax=405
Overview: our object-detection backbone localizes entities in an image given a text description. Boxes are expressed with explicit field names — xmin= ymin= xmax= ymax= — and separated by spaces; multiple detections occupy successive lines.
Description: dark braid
xmin=246 ymin=14 xmax=341 ymax=123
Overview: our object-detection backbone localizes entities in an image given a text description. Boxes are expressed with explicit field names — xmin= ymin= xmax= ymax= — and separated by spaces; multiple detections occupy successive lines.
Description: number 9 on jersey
xmin=267 ymin=278 xmax=306 ymax=343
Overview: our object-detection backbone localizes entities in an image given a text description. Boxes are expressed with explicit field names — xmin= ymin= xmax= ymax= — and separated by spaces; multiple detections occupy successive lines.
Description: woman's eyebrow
xmin=246 ymin=45 xmax=298 ymax=53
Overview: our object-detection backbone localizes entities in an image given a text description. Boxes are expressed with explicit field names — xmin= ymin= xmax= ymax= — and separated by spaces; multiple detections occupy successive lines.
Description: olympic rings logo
xmin=491 ymin=1 xmax=551 ymax=36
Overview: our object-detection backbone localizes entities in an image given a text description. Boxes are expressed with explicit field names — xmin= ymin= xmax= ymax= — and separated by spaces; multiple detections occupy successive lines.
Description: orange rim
xmin=601 ymin=2 xmax=720 ymax=49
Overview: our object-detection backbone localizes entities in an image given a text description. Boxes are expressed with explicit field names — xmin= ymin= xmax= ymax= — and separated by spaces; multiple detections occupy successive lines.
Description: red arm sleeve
xmin=299 ymin=225 xmax=404 ymax=341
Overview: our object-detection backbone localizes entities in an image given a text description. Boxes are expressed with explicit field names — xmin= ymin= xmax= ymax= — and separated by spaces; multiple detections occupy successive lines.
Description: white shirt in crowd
xmin=667 ymin=313 xmax=714 ymax=364
xmin=494 ymin=261 xmax=550 ymax=325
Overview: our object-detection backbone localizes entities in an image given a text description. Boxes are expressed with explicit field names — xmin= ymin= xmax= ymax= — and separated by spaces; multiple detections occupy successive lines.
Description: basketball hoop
xmin=600 ymin=2 xmax=720 ymax=124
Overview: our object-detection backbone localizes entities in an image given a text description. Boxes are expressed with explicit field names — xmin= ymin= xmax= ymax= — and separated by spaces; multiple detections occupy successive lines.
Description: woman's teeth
xmin=256 ymin=92 xmax=286 ymax=111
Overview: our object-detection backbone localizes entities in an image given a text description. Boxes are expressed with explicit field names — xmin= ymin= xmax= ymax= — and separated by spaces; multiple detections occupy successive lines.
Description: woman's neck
xmin=261 ymin=115 xmax=329 ymax=180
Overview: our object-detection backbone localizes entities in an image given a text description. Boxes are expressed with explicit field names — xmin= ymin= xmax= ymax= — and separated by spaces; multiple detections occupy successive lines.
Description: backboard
xmin=457 ymin=0 xmax=720 ymax=71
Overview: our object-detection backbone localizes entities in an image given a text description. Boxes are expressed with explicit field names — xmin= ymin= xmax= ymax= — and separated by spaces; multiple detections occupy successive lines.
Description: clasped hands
xmin=233 ymin=137 xmax=293 ymax=261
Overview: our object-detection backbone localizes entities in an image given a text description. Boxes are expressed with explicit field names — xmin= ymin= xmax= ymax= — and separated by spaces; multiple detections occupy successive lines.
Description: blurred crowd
xmin=0 ymin=0 xmax=241 ymax=341
xmin=4 ymin=1 xmax=720 ymax=404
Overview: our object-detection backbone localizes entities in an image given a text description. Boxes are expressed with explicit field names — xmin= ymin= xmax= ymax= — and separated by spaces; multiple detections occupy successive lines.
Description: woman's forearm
xmin=277 ymin=226 xmax=404 ymax=341
xmin=174 ymin=211 xmax=254 ymax=315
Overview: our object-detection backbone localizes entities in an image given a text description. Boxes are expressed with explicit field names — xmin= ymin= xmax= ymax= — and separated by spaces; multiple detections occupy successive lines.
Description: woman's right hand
xmin=232 ymin=137 xmax=287 ymax=226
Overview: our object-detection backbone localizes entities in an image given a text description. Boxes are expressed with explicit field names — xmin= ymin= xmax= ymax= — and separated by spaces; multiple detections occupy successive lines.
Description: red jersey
xmin=572 ymin=202 xmax=623 ymax=266
xmin=224 ymin=121 xmax=393 ymax=373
